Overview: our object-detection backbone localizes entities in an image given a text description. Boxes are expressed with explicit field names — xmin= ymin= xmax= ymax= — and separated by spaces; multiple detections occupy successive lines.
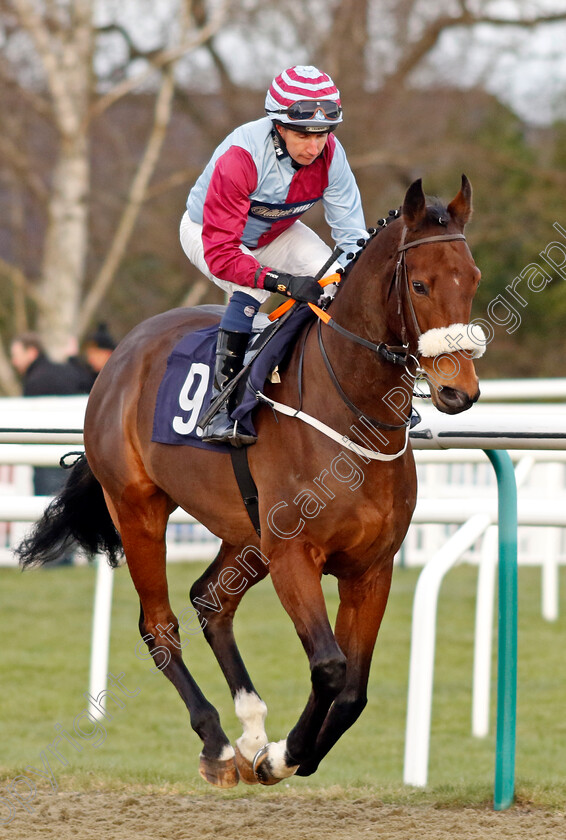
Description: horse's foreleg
xmin=190 ymin=542 xmax=270 ymax=784
xmin=251 ymin=543 xmax=346 ymax=785
xmin=111 ymin=492 xmax=238 ymax=788
xmin=296 ymin=561 xmax=394 ymax=777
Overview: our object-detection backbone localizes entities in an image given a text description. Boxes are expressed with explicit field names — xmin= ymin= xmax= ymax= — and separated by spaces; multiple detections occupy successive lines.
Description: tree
xmin=0 ymin=0 xmax=226 ymax=379
xmin=2 ymin=0 xmax=566 ymax=392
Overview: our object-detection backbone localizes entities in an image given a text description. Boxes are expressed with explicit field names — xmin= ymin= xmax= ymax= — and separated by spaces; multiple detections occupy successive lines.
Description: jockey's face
xmin=276 ymin=125 xmax=329 ymax=166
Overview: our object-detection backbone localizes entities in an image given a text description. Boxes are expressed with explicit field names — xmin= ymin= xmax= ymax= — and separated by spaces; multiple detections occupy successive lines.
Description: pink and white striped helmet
xmin=265 ymin=65 xmax=343 ymax=133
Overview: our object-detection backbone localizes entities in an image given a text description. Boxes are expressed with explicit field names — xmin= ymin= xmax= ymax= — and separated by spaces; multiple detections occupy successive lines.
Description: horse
xmin=18 ymin=175 xmax=484 ymax=789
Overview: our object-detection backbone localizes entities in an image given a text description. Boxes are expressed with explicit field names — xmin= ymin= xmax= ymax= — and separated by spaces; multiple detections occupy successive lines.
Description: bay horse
xmin=18 ymin=176 xmax=483 ymax=788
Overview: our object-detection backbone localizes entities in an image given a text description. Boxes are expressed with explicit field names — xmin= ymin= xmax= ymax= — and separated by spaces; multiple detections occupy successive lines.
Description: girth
xmin=230 ymin=447 xmax=261 ymax=537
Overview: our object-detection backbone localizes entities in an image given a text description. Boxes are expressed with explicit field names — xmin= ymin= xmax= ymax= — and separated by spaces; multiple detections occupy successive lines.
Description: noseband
xmin=394 ymin=228 xmax=466 ymax=347
xmin=259 ymin=225 xmax=484 ymax=453
xmin=308 ymin=226 xmax=485 ymax=431
xmin=313 ymin=228 xmax=473 ymax=370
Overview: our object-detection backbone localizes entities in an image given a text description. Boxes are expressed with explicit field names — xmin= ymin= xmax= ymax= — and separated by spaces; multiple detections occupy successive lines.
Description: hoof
xmin=198 ymin=753 xmax=239 ymax=789
xmin=252 ymin=744 xmax=284 ymax=786
xmin=234 ymin=744 xmax=259 ymax=785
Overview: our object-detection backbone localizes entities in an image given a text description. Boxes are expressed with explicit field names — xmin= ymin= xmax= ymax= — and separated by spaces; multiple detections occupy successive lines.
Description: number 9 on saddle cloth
xmin=151 ymin=306 xmax=314 ymax=452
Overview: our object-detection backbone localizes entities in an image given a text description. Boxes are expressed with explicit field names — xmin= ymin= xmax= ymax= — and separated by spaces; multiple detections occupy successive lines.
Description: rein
xmin=308 ymin=230 xmax=468 ymax=366
xmin=255 ymin=226 xmax=477 ymax=459
xmin=309 ymin=306 xmax=413 ymax=367
xmin=296 ymin=228 xmax=470 ymax=436
xmin=316 ymin=320 xmax=410 ymax=432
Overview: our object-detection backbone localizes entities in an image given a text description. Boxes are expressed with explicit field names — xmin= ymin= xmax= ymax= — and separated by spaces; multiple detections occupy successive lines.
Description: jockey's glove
xmin=263 ymin=270 xmax=321 ymax=303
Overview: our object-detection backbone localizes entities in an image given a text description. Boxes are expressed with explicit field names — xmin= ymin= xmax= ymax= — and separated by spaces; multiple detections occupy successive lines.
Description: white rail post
xmin=87 ymin=555 xmax=115 ymax=721
xmin=541 ymin=463 xmax=563 ymax=622
xmin=403 ymin=513 xmax=491 ymax=787
xmin=542 ymin=531 xmax=560 ymax=622
xmin=472 ymin=525 xmax=498 ymax=738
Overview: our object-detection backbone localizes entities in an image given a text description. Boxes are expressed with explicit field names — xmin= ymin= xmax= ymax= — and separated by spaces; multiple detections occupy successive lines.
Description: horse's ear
xmin=402 ymin=179 xmax=427 ymax=229
xmin=447 ymin=174 xmax=473 ymax=228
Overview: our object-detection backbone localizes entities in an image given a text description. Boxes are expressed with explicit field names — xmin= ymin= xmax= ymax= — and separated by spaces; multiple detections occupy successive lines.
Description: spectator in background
xmin=10 ymin=332 xmax=92 ymax=565
xmin=10 ymin=332 xmax=92 ymax=397
xmin=64 ymin=323 xmax=117 ymax=390
xmin=83 ymin=322 xmax=116 ymax=378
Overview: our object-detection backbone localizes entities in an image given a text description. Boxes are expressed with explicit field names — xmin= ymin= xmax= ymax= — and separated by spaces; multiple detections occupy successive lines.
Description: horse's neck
xmin=330 ymin=223 xmax=401 ymax=345
xmin=299 ymin=225 xmax=414 ymax=426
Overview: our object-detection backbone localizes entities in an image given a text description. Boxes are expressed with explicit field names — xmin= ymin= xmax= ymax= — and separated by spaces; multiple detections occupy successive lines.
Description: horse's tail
xmin=16 ymin=453 xmax=123 ymax=569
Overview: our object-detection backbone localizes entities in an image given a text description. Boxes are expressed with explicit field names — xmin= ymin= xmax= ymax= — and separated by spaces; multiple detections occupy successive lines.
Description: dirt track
xmin=1 ymin=791 xmax=565 ymax=840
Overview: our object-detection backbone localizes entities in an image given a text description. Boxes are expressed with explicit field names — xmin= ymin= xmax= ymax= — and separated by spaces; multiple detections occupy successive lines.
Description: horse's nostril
xmin=437 ymin=387 xmax=473 ymax=413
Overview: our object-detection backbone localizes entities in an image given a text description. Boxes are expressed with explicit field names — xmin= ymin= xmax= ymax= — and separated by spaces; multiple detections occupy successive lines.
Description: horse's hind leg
xmin=106 ymin=488 xmax=238 ymax=788
xmin=190 ymin=542 xmax=271 ymax=784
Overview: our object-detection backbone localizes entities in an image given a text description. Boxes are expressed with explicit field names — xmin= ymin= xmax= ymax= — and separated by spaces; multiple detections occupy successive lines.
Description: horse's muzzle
xmin=435 ymin=385 xmax=480 ymax=414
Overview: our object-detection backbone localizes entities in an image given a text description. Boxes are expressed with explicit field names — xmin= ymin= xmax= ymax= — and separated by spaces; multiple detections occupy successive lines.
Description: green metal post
xmin=484 ymin=449 xmax=517 ymax=811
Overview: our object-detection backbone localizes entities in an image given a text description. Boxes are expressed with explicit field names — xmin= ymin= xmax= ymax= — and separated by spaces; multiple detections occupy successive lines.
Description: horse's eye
xmin=412 ymin=281 xmax=428 ymax=295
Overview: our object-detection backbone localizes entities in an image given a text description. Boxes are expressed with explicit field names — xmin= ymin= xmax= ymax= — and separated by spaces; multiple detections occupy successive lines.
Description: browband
xmin=398 ymin=233 xmax=466 ymax=252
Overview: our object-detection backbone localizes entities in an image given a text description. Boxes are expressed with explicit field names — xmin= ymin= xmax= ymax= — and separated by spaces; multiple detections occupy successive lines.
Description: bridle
xmin=308 ymin=227 xmax=469 ymax=430
xmin=394 ymin=229 xmax=467 ymax=347
xmin=257 ymin=225 xmax=480 ymax=455
xmin=311 ymin=227 xmax=468 ymax=367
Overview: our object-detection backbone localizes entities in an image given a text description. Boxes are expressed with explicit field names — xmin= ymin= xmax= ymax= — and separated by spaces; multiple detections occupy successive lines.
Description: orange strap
xmin=267 ymin=273 xmax=342 ymax=321
xmin=318 ymin=272 xmax=341 ymax=287
xmin=268 ymin=299 xmax=295 ymax=321
xmin=307 ymin=302 xmax=332 ymax=324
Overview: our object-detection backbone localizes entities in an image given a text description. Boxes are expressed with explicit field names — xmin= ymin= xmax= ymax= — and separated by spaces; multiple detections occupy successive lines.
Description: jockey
xmin=180 ymin=65 xmax=368 ymax=446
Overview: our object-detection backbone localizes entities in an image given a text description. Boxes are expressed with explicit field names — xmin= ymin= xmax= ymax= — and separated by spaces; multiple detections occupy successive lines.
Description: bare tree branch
xmin=0 ymin=255 xmax=44 ymax=312
xmin=78 ymin=67 xmax=176 ymax=335
xmin=144 ymin=166 xmax=202 ymax=201
xmin=9 ymin=0 xmax=92 ymax=137
xmin=474 ymin=11 xmax=566 ymax=28
xmin=383 ymin=6 xmax=566 ymax=89
xmin=0 ymin=135 xmax=48 ymax=203
xmin=180 ymin=277 xmax=209 ymax=308
xmin=0 ymin=55 xmax=54 ymax=120
xmin=0 ymin=331 xmax=20 ymax=395
xmin=88 ymin=0 xmax=228 ymax=123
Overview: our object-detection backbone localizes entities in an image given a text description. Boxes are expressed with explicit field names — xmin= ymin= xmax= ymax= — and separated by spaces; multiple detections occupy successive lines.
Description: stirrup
xmin=202 ymin=409 xmax=257 ymax=448
xmin=227 ymin=420 xmax=257 ymax=449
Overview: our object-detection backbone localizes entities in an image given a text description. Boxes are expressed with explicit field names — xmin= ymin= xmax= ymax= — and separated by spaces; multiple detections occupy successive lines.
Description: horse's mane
xmin=424 ymin=197 xmax=450 ymax=226
xmin=335 ymin=196 xmax=451 ymax=291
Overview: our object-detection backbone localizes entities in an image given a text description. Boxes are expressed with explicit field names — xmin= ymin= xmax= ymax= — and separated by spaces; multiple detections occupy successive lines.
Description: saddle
xmin=151 ymin=304 xmax=314 ymax=452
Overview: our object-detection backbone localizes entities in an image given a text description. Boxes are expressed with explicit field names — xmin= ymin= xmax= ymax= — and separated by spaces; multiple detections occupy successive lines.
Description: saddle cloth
xmin=151 ymin=305 xmax=314 ymax=451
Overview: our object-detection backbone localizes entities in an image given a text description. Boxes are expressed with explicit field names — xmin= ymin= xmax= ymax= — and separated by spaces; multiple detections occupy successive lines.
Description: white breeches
xmin=180 ymin=211 xmax=340 ymax=303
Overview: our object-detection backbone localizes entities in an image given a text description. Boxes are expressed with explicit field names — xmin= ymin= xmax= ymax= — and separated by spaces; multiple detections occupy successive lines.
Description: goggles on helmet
xmin=272 ymin=99 xmax=342 ymax=122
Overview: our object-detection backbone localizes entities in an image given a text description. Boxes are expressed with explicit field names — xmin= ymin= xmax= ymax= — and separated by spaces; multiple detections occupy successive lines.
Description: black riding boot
xmin=202 ymin=328 xmax=257 ymax=447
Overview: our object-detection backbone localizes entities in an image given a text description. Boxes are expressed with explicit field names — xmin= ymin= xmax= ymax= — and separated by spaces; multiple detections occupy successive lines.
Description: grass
xmin=1 ymin=560 xmax=566 ymax=808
